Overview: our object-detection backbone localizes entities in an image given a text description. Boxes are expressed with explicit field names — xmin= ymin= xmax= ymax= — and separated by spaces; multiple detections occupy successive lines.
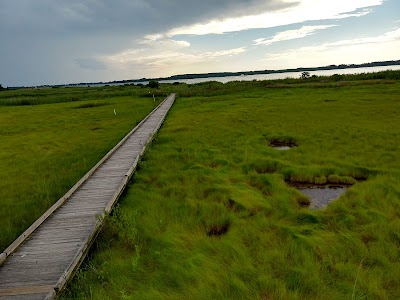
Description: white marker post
xmin=153 ymin=94 xmax=155 ymax=102
xmin=114 ymin=109 xmax=116 ymax=115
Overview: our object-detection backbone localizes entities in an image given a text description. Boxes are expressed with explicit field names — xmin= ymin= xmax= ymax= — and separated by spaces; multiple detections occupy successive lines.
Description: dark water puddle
xmin=297 ymin=184 xmax=349 ymax=209
xmin=269 ymin=141 xmax=297 ymax=151
xmin=273 ymin=146 xmax=292 ymax=151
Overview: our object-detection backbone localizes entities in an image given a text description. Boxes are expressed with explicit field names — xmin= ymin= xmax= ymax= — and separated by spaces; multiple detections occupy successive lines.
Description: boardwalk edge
xmin=0 ymin=94 xmax=175 ymax=268
xmin=46 ymin=93 xmax=175 ymax=299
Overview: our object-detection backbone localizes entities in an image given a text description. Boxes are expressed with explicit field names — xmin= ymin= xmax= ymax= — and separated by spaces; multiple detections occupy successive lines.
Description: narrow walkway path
xmin=0 ymin=94 xmax=175 ymax=300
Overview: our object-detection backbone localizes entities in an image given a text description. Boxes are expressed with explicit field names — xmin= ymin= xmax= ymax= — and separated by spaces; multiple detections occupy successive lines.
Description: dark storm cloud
xmin=0 ymin=0 xmax=299 ymax=86
xmin=0 ymin=0 xmax=298 ymax=37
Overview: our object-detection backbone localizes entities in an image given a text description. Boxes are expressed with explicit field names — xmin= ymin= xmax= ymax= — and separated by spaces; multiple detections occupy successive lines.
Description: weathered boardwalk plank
xmin=0 ymin=94 xmax=175 ymax=299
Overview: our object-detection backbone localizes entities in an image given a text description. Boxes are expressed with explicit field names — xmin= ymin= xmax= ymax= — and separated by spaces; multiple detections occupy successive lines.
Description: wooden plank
xmin=0 ymin=286 xmax=53 ymax=297
xmin=0 ymin=294 xmax=48 ymax=300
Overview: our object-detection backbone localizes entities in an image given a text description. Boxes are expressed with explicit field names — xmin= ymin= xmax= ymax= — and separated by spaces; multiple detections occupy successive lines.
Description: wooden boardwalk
xmin=0 ymin=94 xmax=175 ymax=300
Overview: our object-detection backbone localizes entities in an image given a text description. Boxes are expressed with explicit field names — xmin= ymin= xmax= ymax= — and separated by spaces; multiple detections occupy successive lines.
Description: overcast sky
xmin=0 ymin=0 xmax=399 ymax=86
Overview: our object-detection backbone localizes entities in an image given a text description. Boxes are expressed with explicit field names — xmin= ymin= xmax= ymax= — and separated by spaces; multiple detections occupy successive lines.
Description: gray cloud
xmin=0 ymin=0 xmax=385 ymax=86
xmin=0 ymin=0 xmax=299 ymax=85
xmin=75 ymin=58 xmax=107 ymax=70
xmin=0 ymin=0 xmax=298 ymax=37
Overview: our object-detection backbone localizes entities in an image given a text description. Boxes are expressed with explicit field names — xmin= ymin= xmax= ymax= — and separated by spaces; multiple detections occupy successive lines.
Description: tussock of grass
xmin=62 ymin=79 xmax=400 ymax=299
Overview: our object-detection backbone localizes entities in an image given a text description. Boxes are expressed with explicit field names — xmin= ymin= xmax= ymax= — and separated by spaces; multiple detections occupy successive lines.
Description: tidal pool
xmin=273 ymin=146 xmax=292 ymax=151
xmin=298 ymin=185 xmax=349 ymax=209
xmin=269 ymin=140 xmax=297 ymax=151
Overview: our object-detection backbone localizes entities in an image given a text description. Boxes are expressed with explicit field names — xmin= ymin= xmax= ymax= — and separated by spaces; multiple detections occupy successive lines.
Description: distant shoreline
xmin=12 ymin=59 xmax=400 ymax=88
xmin=156 ymin=60 xmax=400 ymax=82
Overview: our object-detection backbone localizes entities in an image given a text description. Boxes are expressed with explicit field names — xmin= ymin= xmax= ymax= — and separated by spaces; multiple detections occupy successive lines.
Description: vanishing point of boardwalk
xmin=0 ymin=94 xmax=176 ymax=300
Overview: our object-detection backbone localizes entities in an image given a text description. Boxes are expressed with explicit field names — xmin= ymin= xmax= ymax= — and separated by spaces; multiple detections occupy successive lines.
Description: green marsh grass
xmin=63 ymin=78 xmax=400 ymax=299
xmin=2 ymin=72 xmax=400 ymax=298
xmin=0 ymin=87 xmax=162 ymax=250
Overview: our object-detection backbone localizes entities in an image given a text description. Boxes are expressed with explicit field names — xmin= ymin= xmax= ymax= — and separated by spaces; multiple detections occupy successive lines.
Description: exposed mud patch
xmin=207 ymin=224 xmax=230 ymax=236
xmin=296 ymin=184 xmax=349 ymax=209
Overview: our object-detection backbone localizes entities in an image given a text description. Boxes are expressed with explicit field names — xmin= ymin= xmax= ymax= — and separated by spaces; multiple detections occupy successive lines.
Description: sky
xmin=0 ymin=0 xmax=399 ymax=87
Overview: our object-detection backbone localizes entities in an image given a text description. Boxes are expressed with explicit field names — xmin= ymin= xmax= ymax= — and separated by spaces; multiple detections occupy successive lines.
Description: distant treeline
xmin=2 ymin=70 xmax=400 ymax=106
xmin=162 ymin=60 xmax=400 ymax=81
xmin=96 ymin=59 xmax=400 ymax=85
xmin=6 ymin=60 xmax=400 ymax=89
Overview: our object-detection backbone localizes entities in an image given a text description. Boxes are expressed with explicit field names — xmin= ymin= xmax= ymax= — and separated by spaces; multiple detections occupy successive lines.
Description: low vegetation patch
xmin=73 ymin=102 xmax=109 ymax=109
xmin=286 ymin=174 xmax=357 ymax=187
xmin=62 ymin=77 xmax=400 ymax=299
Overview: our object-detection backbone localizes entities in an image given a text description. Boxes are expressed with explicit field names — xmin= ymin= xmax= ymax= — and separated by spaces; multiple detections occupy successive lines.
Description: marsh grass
xmin=3 ymin=72 xmax=400 ymax=298
xmin=0 ymin=89 xmax=162 ymax=250
xmin=62 ymin=78 xmax=400 ymax=299
xmin=0 ymin=84 xmax=166 ymax=106
xmin=73 ymin=102 xmax=110 ymax=109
